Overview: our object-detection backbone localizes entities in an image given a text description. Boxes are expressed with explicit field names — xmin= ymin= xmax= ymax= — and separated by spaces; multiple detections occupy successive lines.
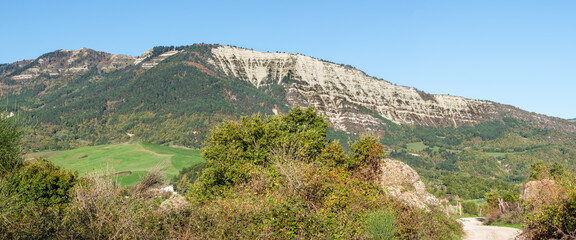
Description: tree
xmin=549 ymin=163 xmax=566 ymax=180
xmin=0 ymin=116 xmax=22 ymax=178
xmin=528 ymin=162 xmax=547 ymax=181
xmin=349 ymin=135 xmax=386 ymax=181
xmin=189 ymin=106 xmax=329 ymax=200
xmin=16 ymin=158 xmax=77 ymax=208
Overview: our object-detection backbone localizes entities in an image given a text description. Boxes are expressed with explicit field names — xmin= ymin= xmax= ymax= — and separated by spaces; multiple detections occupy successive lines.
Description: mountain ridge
xmin=1 ymin=44 xmax=574 ymax=151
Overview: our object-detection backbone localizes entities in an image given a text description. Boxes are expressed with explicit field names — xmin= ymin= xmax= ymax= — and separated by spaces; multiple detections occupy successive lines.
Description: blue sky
xmin=1 ymin=0 xmax=575 ymax=118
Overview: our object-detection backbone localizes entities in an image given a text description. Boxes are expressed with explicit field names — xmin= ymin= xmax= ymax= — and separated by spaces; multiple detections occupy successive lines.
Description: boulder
xmin=523 ymin=178 xmax=557 ymax=203
xmin=380 ymin=158 xmax=440 ymax=209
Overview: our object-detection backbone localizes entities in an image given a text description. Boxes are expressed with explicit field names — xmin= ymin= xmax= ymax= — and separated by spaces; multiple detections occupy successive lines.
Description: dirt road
xmin=458 ymin=218 xmax=521 ymax=240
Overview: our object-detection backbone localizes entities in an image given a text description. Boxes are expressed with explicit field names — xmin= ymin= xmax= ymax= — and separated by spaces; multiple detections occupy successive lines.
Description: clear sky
xmin=1 ymin=0 xmax=575 ymax=118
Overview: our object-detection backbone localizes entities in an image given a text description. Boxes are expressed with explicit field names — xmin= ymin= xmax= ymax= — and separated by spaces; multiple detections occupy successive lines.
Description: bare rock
xmin=523 ymin=179 xmax=557 ymax=202
xmin=379 ymin=158 xmax=440 ymax=209
xmin=159 ymin=194 xmax=189 ymax=213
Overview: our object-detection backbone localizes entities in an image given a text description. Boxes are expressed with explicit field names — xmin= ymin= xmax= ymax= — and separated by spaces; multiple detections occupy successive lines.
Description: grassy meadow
xmin=27 ymin=142 xmax=203 ymax=186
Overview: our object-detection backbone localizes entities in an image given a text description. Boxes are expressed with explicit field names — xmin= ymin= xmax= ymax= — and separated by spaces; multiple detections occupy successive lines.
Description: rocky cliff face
xmin=0 ymin=60 xmax=33 ymax=78
xmin=208 ymin=46 xmax=575 ymax=133
xmin=8 ymin=49 xmax=136 ymax=81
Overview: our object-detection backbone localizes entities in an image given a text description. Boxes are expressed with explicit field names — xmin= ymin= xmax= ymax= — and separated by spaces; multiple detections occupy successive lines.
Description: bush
xmin=349 ymin=135 xmax=385 ymax=182
xmin=483 ymin=188 xmax=522 ymax=225
xmin=394 ymin=204 xmax=463 ymax=240
xmin=0 ymin=116 xmax=21 ymax=177
xmin=0 ymin=158 xmax=77 ymax=238
xmin=522 ymin=177 xmax=576 ymax=239
xmin=171 ymin=161 xmax=207 ymax=194
xmin=462 ymin=201 xmax=478 ymax=215
xmin=189 ymin=106 xmax=329 ymax=202
xmin=366 ymin=210 xmax=397 ymax=240
xmin=59 ymin=173 xmax=155 ymax=239
xmin=185 ymin=107 xmax=463 ymax=239
xmin=15 ymin=158 xmax=77 ymax=207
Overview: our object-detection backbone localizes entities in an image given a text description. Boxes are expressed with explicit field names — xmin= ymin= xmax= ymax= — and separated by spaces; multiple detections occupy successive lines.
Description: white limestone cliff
xmin=209 ymin=46 xmax=501 ymax=132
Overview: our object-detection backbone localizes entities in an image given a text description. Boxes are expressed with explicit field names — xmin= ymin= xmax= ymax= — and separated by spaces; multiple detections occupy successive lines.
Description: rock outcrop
xmin=138 ymin=49 xmax=180 ymax=70
xmin=8 ymin=49 xmax=136 ymax=82
xmin=523 ymin=179 xmax=558 ymax=202
xmin=379 ymin=158 xmax=440 ymax=209
xmin=159 ymin=194 xmax=189 ymax=213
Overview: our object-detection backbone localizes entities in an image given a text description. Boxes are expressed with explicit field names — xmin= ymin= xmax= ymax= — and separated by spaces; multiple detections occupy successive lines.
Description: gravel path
xmin=458 ymin=218 xmax=521 ymax=240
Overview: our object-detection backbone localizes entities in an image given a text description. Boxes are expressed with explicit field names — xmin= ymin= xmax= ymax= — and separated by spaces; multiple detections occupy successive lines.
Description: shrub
xmin=483 ymin=188 xmax=522 ymax=225
xmin=0 ymin=157 xmax=77 ymax=238
xmin=15 ymin=158 xmax=77 ymax=208
xmin=462 ymin=201 xmax=478 ymax=215
xmin=0 ymin=107 xmax=465 ymax=239
xmin=366 ymin=210 xmax=397 ymax=240
xmin=171 ymin=161 xmax=207 ymax=194
xmin=183 ymin=108 xmax=464 ymax=239
xmin=522 ymin=177 xmax=576 ymax=239
xmin=394 ymin=204 xmax=463 ymax=240
xmin=349 ymin=135 xmax=386 ymax=181
xmin=58 ymin=172 xmax=169 ymax=239
xmin=0 ymin=116 xmax=22 ymax=177
xmin=189 ymin=106 xmax=329 ymax=202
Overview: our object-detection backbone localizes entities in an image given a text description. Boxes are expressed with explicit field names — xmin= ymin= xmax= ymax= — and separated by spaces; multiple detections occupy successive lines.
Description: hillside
xmin=2 ymin=44 xmax=576 ymax=198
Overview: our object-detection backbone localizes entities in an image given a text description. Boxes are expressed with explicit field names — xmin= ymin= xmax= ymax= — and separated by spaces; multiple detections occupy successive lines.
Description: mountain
xmin=2 ymin=44 xmax=573 ymax=138
xmin=2 ymin=43 xmax=576 ymax=199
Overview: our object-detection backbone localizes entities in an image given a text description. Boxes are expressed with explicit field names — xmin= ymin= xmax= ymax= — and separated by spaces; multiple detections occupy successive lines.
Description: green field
xmin=34 ymin=142 xmax=204 ymax=186
xmin=484 ymin=152 xmax=508 ymax=157
xmin=406 ymin=142 xmax=428 ymax=151
xmin=406 ymin=141 xmax=440 ymax=151
xmin=484 ymin=151 xmax=525 ymax=157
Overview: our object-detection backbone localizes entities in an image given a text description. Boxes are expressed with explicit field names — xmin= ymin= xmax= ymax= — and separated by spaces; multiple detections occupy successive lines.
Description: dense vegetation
xmin=521 ymin=164 xmax=576 ymax=239
xmin=179 ymin=107 xmax=463 ymax=239
xmin=0 ymin=108 xmax=464 ymax=239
